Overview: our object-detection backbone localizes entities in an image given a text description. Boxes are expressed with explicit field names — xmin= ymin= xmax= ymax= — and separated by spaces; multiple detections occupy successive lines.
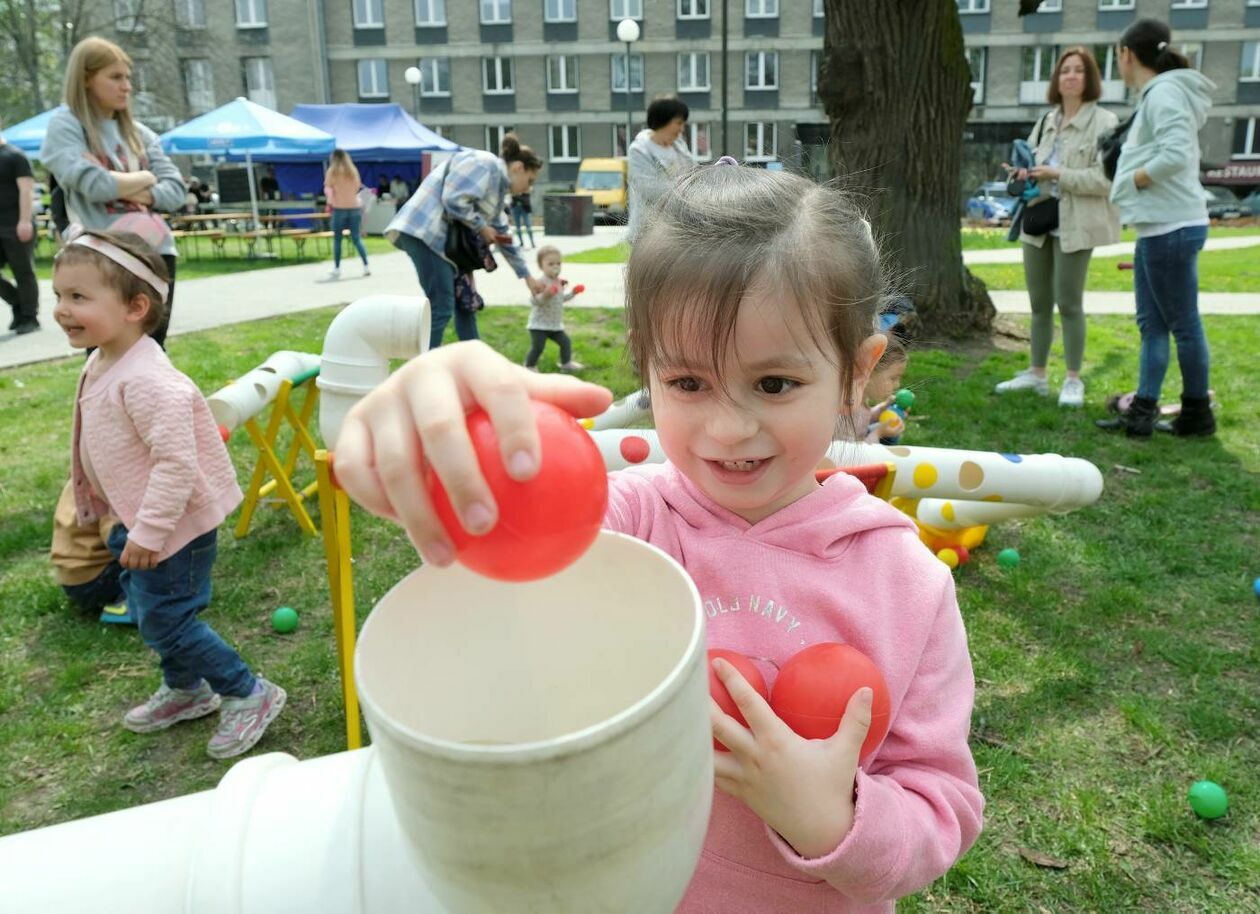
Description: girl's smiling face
xmin=52 ymin=260 xmax=146 ymax=354
xmin=649 ymin=286 xmax=881 ymax=524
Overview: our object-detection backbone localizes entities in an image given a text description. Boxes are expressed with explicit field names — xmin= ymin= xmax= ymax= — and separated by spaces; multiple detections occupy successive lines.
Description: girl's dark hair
xmin=627 ymin=165 xmax=886 ymax=435
xmin=500 ymin=132 xmax=544 ymax=171
xmin=1119 ymin=19 xmax=1190 ymax=73
xmin=646 ymin=96 xmax=690 ymax=131
xmin=54 ymin=230 xmax=169 ymax=334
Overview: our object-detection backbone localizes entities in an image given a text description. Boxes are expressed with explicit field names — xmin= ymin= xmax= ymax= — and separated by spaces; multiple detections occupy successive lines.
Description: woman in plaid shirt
xmin=386 ymin=134 xmax=547 ymax=349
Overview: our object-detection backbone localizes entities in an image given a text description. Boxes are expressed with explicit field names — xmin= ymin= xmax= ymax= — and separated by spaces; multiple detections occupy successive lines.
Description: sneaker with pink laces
xmin=207 ymin=678 xmax=286 ymax=760
xmin=123 ymin=680 xmax=221 ymax=734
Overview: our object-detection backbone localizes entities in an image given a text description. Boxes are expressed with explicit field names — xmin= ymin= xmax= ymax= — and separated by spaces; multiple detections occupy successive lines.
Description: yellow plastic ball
xmin=937 ymin=548 xmax=960 ymax=569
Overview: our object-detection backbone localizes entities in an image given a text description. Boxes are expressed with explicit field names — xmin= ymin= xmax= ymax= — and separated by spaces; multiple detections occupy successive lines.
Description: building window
xmin=678 ymin=52 xmax=710 ymax=91
xmin=745 ymin=0 xmax=777 ymax=17
xmin=1019 ymin=45 xmax=1057 ymax=105
xmin=956 ymin=0 xmax=989 ymax=13
xmin=1036 ymin=0 xmax=1061 ymax=10
xmin=183 ymin=59 xmax=216 ymax=114
xmin=1234 ymin=117 xmax=1259 ymax=157
xmin=415 ymin=0 xmax=445 ymax=25
xmin=1097 ymin=0 xmax=1132 ymax=7
xmin=546 ymin=0 xmax=576 ymax=22
xmin=966 ymin=47 xmax=986 ymax=105
xmin=357 ymin=59 xmax=388 ymax=98
xmin=1093 ymin=44 xmax=1126 ymax=101
xmin=612 ymin=54 xmax=644 ymax=92
xmin=483 ymin=57 xmax=514 ymax=94
xmin=131 ymin=62 xmax=156 ymax=117
xmin=814 ymin=0 xmax=823 ymax=16
xmin=745 ymin=51 xmax=778 ymax=90
xmin=486 ymin=125 xmax=515 ymax=152
xmin=678 ymin=0 xmax=709 ymax=19
xmin=244 ymin=57 xmax=276 ymax=108
xmin=1242 ymin=42 xmax=1260 ymax=81
xmin=1179 ymin=42 xmax=1203 ymax=71
xmin=419 ymin=58 xmax=450 ymax=96
xmin=610 ymin=0 xmax=642 ymax=20
xmin=114 ymin=0 xmax=144 ymax=32
xmin=175 ymin=0 xmax=206 ymax=28
xmin=480 ymin=0 xmax=511 ymax=24
xmin=547 ymin=55 xmax=579 ymax=93
xmin=354 ymin=0 xmax=384 ymax=28
xmin=550 ymin=125 xmax=581 ymax=162
xmin=744 ymin=122 xmax=777 ymax=161
xmin=612 ymin=124 xmax=629 ymax=157
xmin=688 ymin=122 xmax=711 ymax=161
xmin=1170 ymin=0 xmax=1207 ymax=7
xmin=810 ymin=49 xmax=821 ymax=104
xmin=235 ymin=0 xmax=267 ymax=27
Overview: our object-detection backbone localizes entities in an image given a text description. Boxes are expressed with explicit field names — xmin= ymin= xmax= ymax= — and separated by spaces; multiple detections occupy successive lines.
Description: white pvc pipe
xmin=207 ymin=351 xmax=321 ymax=432
xmin=909 ymin=497 xmax=1044 ymax=531
xmin=317 ymin=295 xmax=431 ymax=448
xmin=582 ymin=387 xmax=651 ymax=431
xmin=0 ymin=533 xmax=710 ymax=914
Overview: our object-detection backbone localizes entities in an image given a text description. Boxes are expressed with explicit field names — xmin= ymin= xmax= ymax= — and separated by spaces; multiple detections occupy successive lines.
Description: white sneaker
xmin=362 ymin=265 xmax=371 ymax=277
xmin=995 ymin=370 xmax=1050 ymax=396
xmin=327 ymin=268 xmax=340 ymax=280
xmin=1058 ymin=377 xmax=1085 ymax=408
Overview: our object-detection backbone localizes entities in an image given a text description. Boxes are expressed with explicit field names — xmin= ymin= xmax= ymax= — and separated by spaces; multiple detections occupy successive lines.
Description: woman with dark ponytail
xmin=1097 ymin=19 xmax=1216 ymax=438
xmin=386 ymin=133 xmax=547 ymax=348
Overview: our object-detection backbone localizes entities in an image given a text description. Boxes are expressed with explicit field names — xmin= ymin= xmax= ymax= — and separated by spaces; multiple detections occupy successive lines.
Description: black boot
xmin=1096 ymin=395 xmax=1157 ymax=437
xmin=1156 ymin=395 xmax=1216 ymax=437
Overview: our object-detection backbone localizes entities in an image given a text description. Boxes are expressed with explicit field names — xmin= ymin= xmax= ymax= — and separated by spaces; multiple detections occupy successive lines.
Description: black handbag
xmin=1022 ymin=197 xmax=1060 ymax=236
xmin=1099 ymin=113 xmax=1135 ymax=183
xmin=438 ymin=154 xmax=492 ymax=275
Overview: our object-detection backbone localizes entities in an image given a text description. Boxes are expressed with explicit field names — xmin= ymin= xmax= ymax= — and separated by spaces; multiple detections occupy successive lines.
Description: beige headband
xmin=61 ymin=225 xmax=170 ymax=303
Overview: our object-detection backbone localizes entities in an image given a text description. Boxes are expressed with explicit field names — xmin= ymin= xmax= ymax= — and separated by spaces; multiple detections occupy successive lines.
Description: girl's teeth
xmin=721 ymin=460 xmax=761 ymax=471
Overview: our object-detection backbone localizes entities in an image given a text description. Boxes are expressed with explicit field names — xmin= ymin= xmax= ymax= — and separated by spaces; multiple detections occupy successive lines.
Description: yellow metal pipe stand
xmin=235 ymin=374 xmax=321 ymax=539
xmin=315 ymin=450 xmax=362 ymax=750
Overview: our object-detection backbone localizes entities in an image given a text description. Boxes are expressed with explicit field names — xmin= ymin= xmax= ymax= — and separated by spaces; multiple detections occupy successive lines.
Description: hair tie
xmin=1157 ymin=40 xmax=1168 ymax=51
xmin=59 ymin=223 xmax=170 ymax=303
xmin=715 ymin=155 xmax=739 ymax=166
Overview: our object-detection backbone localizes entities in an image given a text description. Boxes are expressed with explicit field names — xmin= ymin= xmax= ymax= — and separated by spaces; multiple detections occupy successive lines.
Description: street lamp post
xmin=404 ymin=65 xmax=421 ymax=118
xmin=615 ymin=18 xmax=640 ymax=156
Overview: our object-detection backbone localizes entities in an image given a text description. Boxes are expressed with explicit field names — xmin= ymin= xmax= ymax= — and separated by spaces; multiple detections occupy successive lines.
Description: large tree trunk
xmin=820 ymin=0 xmax=995 ymax=337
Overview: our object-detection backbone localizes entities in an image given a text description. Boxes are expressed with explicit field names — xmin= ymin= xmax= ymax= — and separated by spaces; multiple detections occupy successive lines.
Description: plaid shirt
xmin=387 ymin=150 xmax=529 ymax=279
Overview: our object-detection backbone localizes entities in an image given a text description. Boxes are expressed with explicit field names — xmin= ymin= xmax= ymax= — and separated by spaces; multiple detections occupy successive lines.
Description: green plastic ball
xmin=894 ymin=388 xmax=915 ymax=411
xmin=997 ymin=548 xmax=1021 ymax=569
xmin=271 ymin=606 xmax=299 ymax=634
xmin=1188 ymin=780 xmax=1228 ymax=819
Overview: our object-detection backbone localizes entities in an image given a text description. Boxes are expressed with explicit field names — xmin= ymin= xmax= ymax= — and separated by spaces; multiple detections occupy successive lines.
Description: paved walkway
xmin=2 ymin=224 xmax=1257 ymax=371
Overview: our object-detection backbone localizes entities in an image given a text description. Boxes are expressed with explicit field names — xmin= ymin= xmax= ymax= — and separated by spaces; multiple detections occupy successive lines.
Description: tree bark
xmin=820 ymin=0 xmax=995 ymax=338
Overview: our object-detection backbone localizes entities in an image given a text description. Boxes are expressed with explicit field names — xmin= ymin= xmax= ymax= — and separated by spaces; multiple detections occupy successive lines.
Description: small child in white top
xmin=524 ymin=245 xmax=585 ymax=372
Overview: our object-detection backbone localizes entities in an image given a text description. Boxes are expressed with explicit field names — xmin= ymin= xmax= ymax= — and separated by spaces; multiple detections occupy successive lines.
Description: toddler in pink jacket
xmin=54 ymin=227 xmax=285 ymax=761
xmin=334 ymin=163 xmax=984 ymax=910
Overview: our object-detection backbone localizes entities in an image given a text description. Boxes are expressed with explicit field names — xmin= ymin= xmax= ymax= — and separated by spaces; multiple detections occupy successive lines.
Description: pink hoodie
xmin=604 ymin=463 xmax=984 ymax=912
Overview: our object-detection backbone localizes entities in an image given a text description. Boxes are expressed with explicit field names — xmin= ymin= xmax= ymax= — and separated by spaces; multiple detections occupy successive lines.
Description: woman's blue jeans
xmin=511 ymin=204 xmax=535 ymax=247
xmin=331 ymin=208 xmax=369 ymax=268
xmin=1133 ymin=225 xmax=1211 ymax=401
xmin=394 ymin=232 xmax=479 ymax=349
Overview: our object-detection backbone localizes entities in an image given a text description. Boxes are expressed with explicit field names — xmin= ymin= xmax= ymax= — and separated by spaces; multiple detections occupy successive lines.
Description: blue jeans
xmin=107 ymin=526 xmax=255 ymax=698
xmin=331 ymin=208 xmax=369 ymax=269
xmin=394 ymin=231 xmax=479 ymax=349
xmin=62 ymin=563 xmax=124 ymax=612
xmin=511 ymin=204 xmax=534 ymax=247
xmin=1133 ymin=225 xmax=1211 ymax=401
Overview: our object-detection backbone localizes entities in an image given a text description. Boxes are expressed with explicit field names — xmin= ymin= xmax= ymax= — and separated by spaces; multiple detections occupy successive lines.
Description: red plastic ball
xmin=218 ymin=425 xmax=231 ymax=443
xmin=770 ymin=643 xmax=891 ymax=761
xmin=425 ymin=401 xmax=608 ymax=582
xmin=952 ymin=545 xmax=970 ymax=565
xmin=708 ymin=649 xmax=769 ymax=752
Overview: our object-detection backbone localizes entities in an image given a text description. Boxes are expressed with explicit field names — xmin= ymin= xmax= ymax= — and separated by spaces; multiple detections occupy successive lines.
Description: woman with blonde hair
xmin=324 ymin=148 xmax=370 ymax=279
xmin=40 ymin=36 xmax=185 ymax=345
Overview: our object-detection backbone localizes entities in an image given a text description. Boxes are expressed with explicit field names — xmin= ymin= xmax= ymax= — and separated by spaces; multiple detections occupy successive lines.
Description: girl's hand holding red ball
xmin=710 ymin=657 xmax=874 ymax=859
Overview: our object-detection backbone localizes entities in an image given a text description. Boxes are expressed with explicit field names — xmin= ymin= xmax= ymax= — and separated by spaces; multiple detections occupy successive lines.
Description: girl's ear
xmin=845 ymin=332 xmax=888 ymax=409
xmin=126 ymin=292 xmax=152 ymax=326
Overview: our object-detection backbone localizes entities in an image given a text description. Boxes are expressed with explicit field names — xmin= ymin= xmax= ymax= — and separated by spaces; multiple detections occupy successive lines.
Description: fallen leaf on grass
xmin=1019 ymin=847 xmax=1069 ymax=869
xmin=1113 ymin=464 xmax=1142 ymax=475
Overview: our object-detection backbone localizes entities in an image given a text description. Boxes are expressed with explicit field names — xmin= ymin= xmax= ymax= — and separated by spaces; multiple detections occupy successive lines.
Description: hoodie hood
xmin=1143 ymin=69 xmax=1215 ymax=128
xmin=630 ymin=463 xmax=918 ymax=560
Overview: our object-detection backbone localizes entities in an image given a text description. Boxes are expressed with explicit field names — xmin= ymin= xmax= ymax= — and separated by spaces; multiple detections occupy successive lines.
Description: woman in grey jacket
xmin=626 ymin=97 xmax=694 ymax=243
xmin=41 ymin=37 xmax=186 ymax=345
xmin=996 ymin=48 xmax=1120 ymax=408
xmin=1096 ymin=20 xmax=1216 ymax=438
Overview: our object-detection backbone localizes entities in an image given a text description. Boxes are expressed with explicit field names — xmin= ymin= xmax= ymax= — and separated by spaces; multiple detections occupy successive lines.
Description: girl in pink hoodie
xmin=54 ymin=228 xmax=285 ymax=761
xmin=334 ymin=162 xmax=984 ymax=911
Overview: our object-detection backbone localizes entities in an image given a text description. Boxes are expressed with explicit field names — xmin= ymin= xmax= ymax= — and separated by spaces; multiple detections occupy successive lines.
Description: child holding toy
xmin=54 ymin=227 xmax=285 ymax=760
xmin=333 ymin=162 xmax=983 ymax=910
xmin=524 ymin=245 xmax=585 ymax=372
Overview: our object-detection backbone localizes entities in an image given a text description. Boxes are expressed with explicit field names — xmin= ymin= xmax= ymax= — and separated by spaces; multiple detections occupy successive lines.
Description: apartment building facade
xmin=111 ymin=0 xmax=1260 ymax=189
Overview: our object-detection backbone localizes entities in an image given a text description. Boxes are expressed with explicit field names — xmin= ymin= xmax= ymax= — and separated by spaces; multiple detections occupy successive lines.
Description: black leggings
xmin=525 ymin=329 xmax=571 ymax=367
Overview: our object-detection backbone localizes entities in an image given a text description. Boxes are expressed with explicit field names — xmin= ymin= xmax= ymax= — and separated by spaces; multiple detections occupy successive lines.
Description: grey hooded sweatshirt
xmin=1109 ymin=68 xmax=1215 ymax=226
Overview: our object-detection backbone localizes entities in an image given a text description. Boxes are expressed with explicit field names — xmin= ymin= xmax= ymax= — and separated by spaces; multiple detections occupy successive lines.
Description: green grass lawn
xmin=960 ymin=224 xmax=1260 ymax=250
xmin=1 ymin=309 xmax=1257 ymax=910
xmin=970 ymin=246 xmax=1260 ymax=294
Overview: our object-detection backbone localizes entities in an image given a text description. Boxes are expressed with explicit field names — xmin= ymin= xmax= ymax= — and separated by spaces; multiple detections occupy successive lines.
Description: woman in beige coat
xmin=996 ymin=47 xmax=1121 ymax=407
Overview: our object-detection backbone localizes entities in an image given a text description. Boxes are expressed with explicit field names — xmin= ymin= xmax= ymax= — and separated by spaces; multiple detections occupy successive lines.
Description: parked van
xmin=574 ymin=158 xmax=628 ymax=223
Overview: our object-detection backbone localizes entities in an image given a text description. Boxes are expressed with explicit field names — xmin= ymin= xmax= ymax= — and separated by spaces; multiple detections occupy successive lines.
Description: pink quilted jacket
xmin=70 ymin=336 xmax=242 ymax=560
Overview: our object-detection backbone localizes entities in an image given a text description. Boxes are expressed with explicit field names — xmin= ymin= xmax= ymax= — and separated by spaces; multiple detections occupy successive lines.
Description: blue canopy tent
xmin=272 ymin=103 xmax=459 ymax=197
xmin=159 ymin=97 xmax=335 ymax=234
xmin=3 ymin=106 xmax=66 ymax=158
